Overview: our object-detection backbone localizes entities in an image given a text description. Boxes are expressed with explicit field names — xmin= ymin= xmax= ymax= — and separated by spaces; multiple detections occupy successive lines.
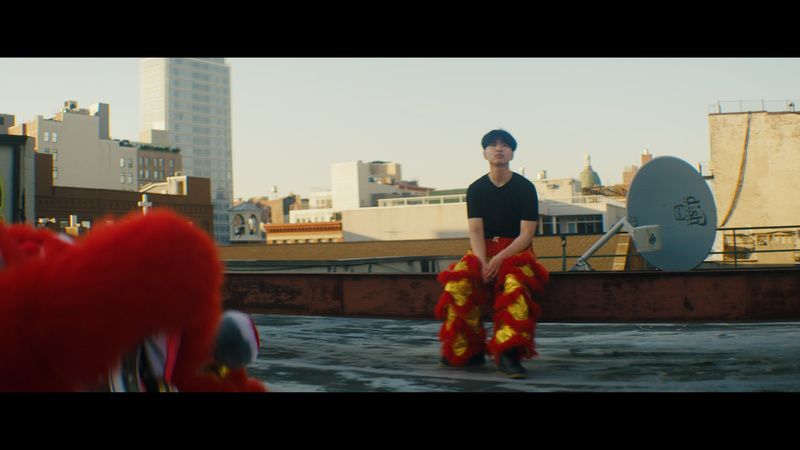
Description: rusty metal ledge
xmin=222 ymin=267 xmax=800 ymax=322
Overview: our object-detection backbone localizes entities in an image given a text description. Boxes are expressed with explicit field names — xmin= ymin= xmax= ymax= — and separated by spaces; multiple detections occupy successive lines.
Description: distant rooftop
xmin=710 ymin=99 xmax=800 ymax=114
xmin=429 ymin=188 xmax=467 ymax=196
xmin=115 ymin=139 xmax=180 ymax=153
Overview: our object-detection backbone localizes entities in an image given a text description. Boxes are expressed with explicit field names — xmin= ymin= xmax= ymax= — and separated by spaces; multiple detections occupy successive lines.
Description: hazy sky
xmin=2 ymin=58 xmax=798 ymax=200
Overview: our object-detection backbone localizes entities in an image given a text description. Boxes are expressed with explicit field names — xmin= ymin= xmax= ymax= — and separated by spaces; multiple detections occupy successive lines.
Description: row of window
xmin=192 ymin=169 xmax=233 ymax=181
xmin=187 ymin=60 xmax=228 ymax=74
xmin=42 ymin=131 xmax=59 ymax=143
xmin=192 ymin=159 xmax=230 ymax=170
xmin=293 ymin=217 xmax=334 ymax=223
xmin=540 ymin=214 xmax=604 ymax=235
xmin=170 ymin=68 xmax=229 ymax=86
xmin=172 ymin=113 xmax=228 ymax=127
xmin=270 ymin=238 xmax=337 ymax=244
xmin=138 ymin=168 xmax=173 ymax=180
xmin=120 ymin=173 xmax=133 ymax=184
xmin=172 ymin=134 xmax=229 ymax=148
xmin=172 ymin=74 xmax=229 ymax=88
xmin=136 ymin=157 xmax=175 ymax=169
xmin=172 ymin=90 xmax=229 ymax=105
xmin=193 ymin=147 xmax=231 ymax=158
xmin=171 ymin=101 xmax=229 ymax=117
xmin=172 ymin=124 xmax=228 ymax=137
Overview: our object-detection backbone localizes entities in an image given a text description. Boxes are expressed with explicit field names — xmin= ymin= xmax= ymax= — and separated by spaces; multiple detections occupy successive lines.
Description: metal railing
xmin=379 ymin=193 xmax=626 ymax=208
xmin=714 ymin=225 xmax=800 ymax=270
xmin=710 ymin=99 xmax=799 ymax=114
xmin=546 ymin=225 xmax=800 ymax=271
xmin=378 ymin=194 xmax=467 ymax=207
xmin=225 ymin=225 xmax=800 ymax=274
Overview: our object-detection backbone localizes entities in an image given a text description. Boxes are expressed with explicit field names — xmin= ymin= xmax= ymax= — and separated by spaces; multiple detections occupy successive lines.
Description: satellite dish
xmin=572 ymin=156 xmax=717 ymax=272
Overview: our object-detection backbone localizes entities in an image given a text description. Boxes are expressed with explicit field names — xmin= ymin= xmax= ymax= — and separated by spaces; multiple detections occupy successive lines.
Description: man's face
xmin=484 ymin=138 xmax=514 ymax=164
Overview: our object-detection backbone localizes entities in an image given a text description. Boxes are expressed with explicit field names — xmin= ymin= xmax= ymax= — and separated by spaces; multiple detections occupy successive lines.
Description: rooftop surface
xmin=247 ymin=314 xmax=800 ymax=392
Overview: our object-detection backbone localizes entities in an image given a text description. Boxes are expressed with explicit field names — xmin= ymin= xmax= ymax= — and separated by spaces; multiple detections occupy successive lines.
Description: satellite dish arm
xmin=571 ymin=217 xmax=635 ymax=271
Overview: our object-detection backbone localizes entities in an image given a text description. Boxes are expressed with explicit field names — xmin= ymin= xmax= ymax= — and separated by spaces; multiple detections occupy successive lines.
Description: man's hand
xmin=482 ymin=256 xmax=503 ymax=283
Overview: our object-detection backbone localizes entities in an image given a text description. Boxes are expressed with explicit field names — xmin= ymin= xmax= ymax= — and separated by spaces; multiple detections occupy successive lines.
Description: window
xmin=567 ymin=222 xmax=577 ymax=234
xmin=554 ymin=215 xmax=603 ymax=235
xmin=539 ymin=215 xmax=557 ymax=236
xmin=128 ymin=158 xmax=133 ymax=168
xmin=53 ymin=167 xmax=58 ymax=179
xmin=43 ymin=131 xmax=50 ymax=142
xmin=52 ymin=132 xmax=58 ymax=143
xmin=138 ymin=168 xmax=143 ymax=177
xmin=138 ymin=156 xmax=144 ymax=166
xmin=170 ymin=160 xmax=175 ymax=169
xmin=154 ymin=170 xmax=159 ymax=179
xmin=127 ymin=173 xmax=133 ymax=184
xmin=52 ymin=150 xmax=58 ymax=161
xmin=120 ymin=173 xmax=125 ymax=184
xmin=120 ymin=158 xmax=125 ymax=168
xmin=145 ymin=169 xmax=149 ymax=178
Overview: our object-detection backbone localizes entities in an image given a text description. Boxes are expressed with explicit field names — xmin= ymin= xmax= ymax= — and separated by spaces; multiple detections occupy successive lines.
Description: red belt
xmin=485 ymin=236 xmax=515 ymax=258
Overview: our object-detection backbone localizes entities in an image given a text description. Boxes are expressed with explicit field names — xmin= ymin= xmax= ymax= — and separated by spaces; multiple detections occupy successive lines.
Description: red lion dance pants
xmin=435 ymin=237 xmax=550 ymax=366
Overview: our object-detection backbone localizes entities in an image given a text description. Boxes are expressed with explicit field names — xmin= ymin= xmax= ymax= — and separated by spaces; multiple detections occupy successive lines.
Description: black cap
xmin=481 ymin=129 xmax=517 ymax=151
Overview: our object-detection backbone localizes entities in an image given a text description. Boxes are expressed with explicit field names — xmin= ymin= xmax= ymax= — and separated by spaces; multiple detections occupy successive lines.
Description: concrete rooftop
xmin=246 ymin=314 xmax=800 ymax=392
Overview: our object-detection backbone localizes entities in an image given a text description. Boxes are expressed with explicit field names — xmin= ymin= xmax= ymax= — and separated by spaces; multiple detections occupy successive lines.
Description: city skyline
xmin=2 ymin=58 xmax=798 ymax=200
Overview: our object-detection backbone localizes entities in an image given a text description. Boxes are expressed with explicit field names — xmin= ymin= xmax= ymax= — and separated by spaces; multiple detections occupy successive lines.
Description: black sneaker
xmin=467 ymin=352 xmax=486 ymax=366
xmin=497 ymin=350 xmax=526 ymax=379
xmin=439 ymin=352 xmax=486 ymax=368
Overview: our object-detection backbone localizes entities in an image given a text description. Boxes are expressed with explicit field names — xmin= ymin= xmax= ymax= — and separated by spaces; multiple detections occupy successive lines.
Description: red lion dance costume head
xmin=0 ymin=209 xmax=266 ymax=392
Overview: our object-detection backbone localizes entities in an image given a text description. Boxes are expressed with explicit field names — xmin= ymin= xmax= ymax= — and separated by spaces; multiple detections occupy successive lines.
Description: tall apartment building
xmin=139 ymin=57 xmax=233 ymax=244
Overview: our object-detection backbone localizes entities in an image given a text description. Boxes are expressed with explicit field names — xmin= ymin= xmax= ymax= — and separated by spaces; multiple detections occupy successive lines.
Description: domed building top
xmin=578 ymin=153 xmax=602 ymax=188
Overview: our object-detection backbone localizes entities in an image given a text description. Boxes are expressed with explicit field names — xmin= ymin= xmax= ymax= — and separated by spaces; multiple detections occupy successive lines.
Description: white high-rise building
xmin=139 ymin=57 xmax=233 ymax=243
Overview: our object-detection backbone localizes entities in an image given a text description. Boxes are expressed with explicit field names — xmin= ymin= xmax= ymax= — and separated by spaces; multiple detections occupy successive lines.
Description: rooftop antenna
xmin=571 ymin=156 xmax=717 ymax=272
xmin=138 ymin=194 xmax=153 ymax=215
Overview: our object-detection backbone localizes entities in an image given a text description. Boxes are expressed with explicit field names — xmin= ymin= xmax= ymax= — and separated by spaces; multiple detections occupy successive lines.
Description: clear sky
xmin=2 ymin=58 xmax=798 ymax=200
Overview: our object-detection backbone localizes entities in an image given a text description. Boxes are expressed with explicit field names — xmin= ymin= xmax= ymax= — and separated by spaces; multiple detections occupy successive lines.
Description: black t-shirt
xmin=467 ymin=172 xmax=539 ymax=238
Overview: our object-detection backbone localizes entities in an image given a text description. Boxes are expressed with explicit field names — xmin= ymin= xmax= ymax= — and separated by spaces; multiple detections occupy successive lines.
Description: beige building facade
xmin=708 ymin=111 xmax=800 ymax=229
xmin=331 ymin=161 xmax=433 ymax=211
xmin=265 ymin=222 xmax=343 ymax=245
xmin=708 ymin=110 xmax=800 ymax=265
xmin=342 ymin=191 xmax=626 ymax=242
xmin=8 ymin=101 xmax=140 ymax=192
